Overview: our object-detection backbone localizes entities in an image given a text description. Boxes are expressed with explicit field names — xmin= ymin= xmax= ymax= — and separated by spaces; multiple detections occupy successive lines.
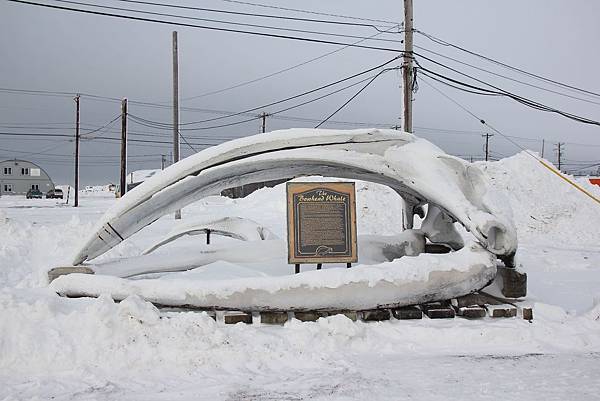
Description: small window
xmin=21 ymin=168 xmax=29 ymax=175
xmin=3 ymin=167 xmax=12 ymax=175
xmin=31 ymin=184 xmax=39 ymax=190
xmin=3 ymin=184 xmax=13 ymax=192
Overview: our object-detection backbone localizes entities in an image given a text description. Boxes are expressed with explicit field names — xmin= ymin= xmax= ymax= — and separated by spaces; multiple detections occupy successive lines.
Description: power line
xmin=217 ymin=0 xmax=400 ymax=26
xmin=178 ymin=25 xmax=402 ymax=102
xmin=49 ymin=0 xmax=404 ymax=44
xmin=110 ymin=0 xmax=398 ymax=32
xmin=414 ymin=29 xmax=600 ymax=99
xmin=420 ymin=76 xmax=600 ymax=205
xmin=315 ymin=68 xmax=396 ymax=128
xmin=413 ymin=43 xmax=600 ymax=106
xmin=415 ymin=63 xmax=600 ymax=126
xmin=8 ymin=0 xmax=405 ymax=54
xmin=128 ymin=56 xmax=401 ymax=127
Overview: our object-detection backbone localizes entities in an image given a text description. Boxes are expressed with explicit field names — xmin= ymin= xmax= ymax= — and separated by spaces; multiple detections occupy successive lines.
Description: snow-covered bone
xmin=420 ymin=204 xmax=464 ymax=250
xmin=143 ymin=216 xmax=277 ymax=255
xmin=87 ymin=232 xmax=428 ymax=279
xmin=53 ymin=242 xmax=497 ymax=311
xmin=72 ymin=129 xmax=517 ymax=264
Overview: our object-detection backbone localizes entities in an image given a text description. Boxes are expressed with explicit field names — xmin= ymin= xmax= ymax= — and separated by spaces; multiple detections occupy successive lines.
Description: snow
xmin=1 ymin=149 xmax=600 ymax=400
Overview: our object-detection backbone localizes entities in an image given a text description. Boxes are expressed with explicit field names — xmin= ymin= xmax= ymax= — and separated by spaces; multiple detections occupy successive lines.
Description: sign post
xmin=287 ymin=182 xmax=358 ymax=272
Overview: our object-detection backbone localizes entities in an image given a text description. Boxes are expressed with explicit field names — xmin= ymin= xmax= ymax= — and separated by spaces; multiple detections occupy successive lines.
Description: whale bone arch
xmin=72 ymin=128 xmax=517 ymax=265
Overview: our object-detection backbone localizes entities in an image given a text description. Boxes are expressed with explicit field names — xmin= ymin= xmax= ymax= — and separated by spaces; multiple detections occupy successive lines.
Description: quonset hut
xmin=0 ymin=159 xmax=55 ymax=196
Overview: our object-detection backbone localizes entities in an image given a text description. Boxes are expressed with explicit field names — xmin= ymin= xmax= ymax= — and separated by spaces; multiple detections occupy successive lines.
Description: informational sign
xmin=287 ymin=182 xmax=357 ymax=264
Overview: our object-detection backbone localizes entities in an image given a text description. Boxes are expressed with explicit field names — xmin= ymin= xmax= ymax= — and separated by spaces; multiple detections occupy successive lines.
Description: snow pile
xmin=481 ymin=152 xmax=600 ymax=245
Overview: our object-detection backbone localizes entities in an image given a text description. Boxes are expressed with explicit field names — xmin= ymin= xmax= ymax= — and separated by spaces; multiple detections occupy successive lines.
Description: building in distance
xmin=0 ymin=159 xmax=55 ymax=196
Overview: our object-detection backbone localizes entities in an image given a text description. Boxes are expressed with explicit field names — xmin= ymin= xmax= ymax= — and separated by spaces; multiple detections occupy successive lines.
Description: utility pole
xmin=260 ymin=112 xmax=268 ymax=133
xmin=172 ymin=31 xmax=181 ymax=220
xmin=483 ymin=133 xmax=493 ymax=161
xmin=402 ymin=0 xmax=414 ymax=133
xmin=541 ymin=139 xmax=545 ymax=159
xmin=161 ymin=154 xmax=166 ymax=170
xmin=120 ymin=98 xmax=128 ymax=197
xmin=74 ymin=94 xmax=80 ymax=207
xmin=556 ymin=142 xmax=564 ymax=171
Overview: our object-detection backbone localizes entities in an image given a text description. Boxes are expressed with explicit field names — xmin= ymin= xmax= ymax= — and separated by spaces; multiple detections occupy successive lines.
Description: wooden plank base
xmin=361 ymin=309 xmax=391 ymax=322
xmin=522 ymin=307 xmax=534 ymax=321
xmin=294 ymin=311 xmax=328 ymax=322
xmin=392 ymin=306 xmax=423 ymax=320
xmin=223 ymin=311 xmax=253 ymax=324
xmin=260 ymin=311 xmax=288 ymax=325
xmin=487 ymin=305 xmax=517 ymax=318
xmin=456 ymin=306 xmax=486 ymax=319
xmin=422 ymin=302 xmax=455 ymax=319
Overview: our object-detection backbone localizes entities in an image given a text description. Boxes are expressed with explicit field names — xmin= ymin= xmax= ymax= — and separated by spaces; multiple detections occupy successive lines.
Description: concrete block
xmin=48 ymin=266 xmax=94 ymax=282
xmin=260 ymin=311 xmax=288 ymax=325
xmin=391 ymin=306 xmax=422 ymax=320
xmin=294 ymin=311 xmax=328 ymax=322
xmin=361 ymin=309 xmax=391 ymax=322
xmin=223 ymin=311 xmax=252 ymax=324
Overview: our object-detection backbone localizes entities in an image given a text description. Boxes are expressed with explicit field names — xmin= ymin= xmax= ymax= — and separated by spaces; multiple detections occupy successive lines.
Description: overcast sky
xmin=1 ymin=0 xmax=599 ymax=185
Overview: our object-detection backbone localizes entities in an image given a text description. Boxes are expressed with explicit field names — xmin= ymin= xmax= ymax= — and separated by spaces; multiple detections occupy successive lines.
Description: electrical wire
xmin=217 ymin=0 xmax=399 ymax=26
xmin=179 ymin=24 xmax=402 ymax=101
xmin=419 ymin=75 xmax=600 ymax=205
xmin=127 ymin=55 xmax=401 ymax=127
xmin=49 ymin=0 xmax=404 ymax=44
xmin=8 ymin=0 xmax=406 ymax=54
xmin=111 ymin=0 xmax=398 ymax=33
xmin=315 ymin=68 xmax=397 ymax=128
xmin=415 ymin=29 xmax=600 ymax=99
xmin=415 ymin=63 xmax=600 ymax=127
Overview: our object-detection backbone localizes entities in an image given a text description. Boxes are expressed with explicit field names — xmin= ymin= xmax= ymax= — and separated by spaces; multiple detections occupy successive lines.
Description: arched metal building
xmin=0 ymin=159 xmax=55 ymax=196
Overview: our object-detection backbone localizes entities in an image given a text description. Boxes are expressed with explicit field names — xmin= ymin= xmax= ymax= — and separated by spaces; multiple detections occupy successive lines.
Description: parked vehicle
xmin=26 ymin=188 xmax=43 ymax=199
xmin=46 ymin=188 xmax=64 ymax=199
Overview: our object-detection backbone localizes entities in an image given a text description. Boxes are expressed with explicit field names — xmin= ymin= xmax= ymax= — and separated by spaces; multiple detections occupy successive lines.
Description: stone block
xmin=391 ymin=306 xmax=422 ymax=319
xmin=361 ymin=309 xmax=391 ymax=321
xmin=260 ymin=311 xmax=288 ymax=325
xmin=223 ymin=311 xmax=252 ymax=324
xmin=48 ymin=266 xmax=94 ymax=282
xmin=497 ymin=267 xmax=527 ymax=298
xmin=294 ymin=311 xmax=328 ymax=322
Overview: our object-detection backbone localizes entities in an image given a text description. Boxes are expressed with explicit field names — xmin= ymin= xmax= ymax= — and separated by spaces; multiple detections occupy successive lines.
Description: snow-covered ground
xmin=1 ymin=152 xmax=600 ymax=400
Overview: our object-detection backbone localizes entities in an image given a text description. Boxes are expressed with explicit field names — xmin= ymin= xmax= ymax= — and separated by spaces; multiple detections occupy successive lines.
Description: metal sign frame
xmin=286 ymin=182 xmax=358 ymax=264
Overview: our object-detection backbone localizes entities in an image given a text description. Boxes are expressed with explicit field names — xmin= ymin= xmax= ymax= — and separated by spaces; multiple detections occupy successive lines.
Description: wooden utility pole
xmin=541 ymin=139 xmax=545 ymax=158
xmin=260 ymin=112 xmax=268 ymax=133
xmin=483 ymin=133 xmax=493 ymax=161
xmin=120 ymin=98 xmax=128 ymax=197
xmin=556 ymin=142 xmax=564 ymax=171
xmin=74 ymin=94 xmax=80 ymax=207
xmin=173 ymin=31 xmax=181 ymax=219
xmin=402 ymin=0 xmax=414 ymax=133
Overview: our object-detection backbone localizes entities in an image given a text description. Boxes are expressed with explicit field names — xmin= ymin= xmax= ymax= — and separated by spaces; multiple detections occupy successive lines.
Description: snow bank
xmin=482 ymin=152 xmax=600 ymax=245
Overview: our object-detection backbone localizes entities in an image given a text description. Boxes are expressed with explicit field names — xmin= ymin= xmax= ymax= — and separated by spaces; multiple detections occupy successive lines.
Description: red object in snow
xmin=589 ymin=178 xmax=600 ymax=186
